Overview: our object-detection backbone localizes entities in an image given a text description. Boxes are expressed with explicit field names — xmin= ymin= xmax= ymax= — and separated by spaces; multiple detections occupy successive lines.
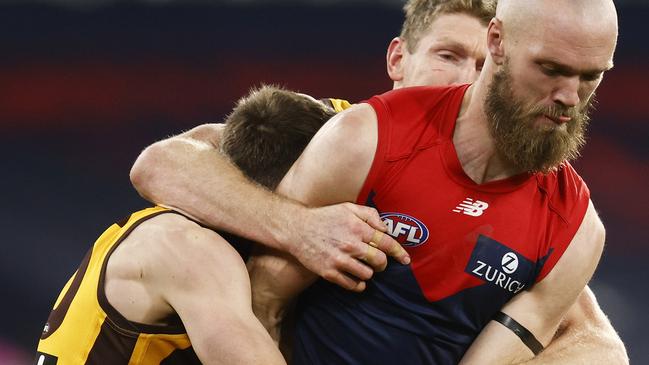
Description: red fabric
xmin=358 ymin=85 xmax=590 ymax=302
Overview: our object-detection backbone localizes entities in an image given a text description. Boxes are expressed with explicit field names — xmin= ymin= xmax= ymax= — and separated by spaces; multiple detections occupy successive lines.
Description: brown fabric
xmin=85 ymin=320 xmax=138 ymax=364
xmin=41 ymin=247 xmax=93 ymax=340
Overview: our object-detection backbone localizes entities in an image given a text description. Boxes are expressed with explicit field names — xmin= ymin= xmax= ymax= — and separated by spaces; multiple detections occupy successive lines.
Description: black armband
xmin=493 ymin=311 xmax=544 ymax=355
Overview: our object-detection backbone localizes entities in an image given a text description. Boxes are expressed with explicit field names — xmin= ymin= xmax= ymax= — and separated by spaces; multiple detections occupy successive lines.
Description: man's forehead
xmin=525 ymin=23 xmax=616 ymax=73
xmin=426 ymin=12 xmax=487 ymax=39
xmin=422 ymin=14 xmax=487 ymax=57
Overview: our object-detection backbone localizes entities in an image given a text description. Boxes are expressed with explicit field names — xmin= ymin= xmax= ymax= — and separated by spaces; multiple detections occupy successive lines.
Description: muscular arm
xmin=154 ymin=215 xmax=287 ymax=365
xmin=460 ymin=201 xmax=609 ymax=365
xmin=106 ymin=213 xmax=286 ymax=365
xmin=130 ymin=122 xmax=409 ymax=291
xmin=130 ymin=123 xmax=298 ymax=249
xmin=524 ymin=287 xmax=628 ymax=365
xmin=247 ymin=104 xmax=401 ymax=342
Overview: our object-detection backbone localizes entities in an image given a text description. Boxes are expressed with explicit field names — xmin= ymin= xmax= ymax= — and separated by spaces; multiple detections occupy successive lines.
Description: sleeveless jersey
xmin=293 ymin=85 xmax=590 ymax=365
xmin=37 ymin=207 xmax=202 ymax=365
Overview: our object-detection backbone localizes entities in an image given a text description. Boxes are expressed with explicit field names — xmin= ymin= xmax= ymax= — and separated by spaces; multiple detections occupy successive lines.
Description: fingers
xmin=323 ymin=270 xmax=367 ymax=292
xmin=344 ymin=203 xmax=387 ymax=232
xmin=360 ymin=245 xmax=387 ymax=272
xmin=300 ymin=203 xmax=412 ymax=293
xmin=343 ymin=203 xmax=411 ymax=266
xmin=365 ymin=229 xmax=410 ymax=266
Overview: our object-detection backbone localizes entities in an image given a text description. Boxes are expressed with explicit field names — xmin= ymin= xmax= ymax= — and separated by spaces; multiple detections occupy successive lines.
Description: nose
xmin=552 ymin=76 xmax=581 ymax=108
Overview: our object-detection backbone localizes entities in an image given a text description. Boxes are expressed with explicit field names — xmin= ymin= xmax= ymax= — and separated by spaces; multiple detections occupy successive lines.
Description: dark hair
xmin=221 ymin=85 xmax=336 ymax=190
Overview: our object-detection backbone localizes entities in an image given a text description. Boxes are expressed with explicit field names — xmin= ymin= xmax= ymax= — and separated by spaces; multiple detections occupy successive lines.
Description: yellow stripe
xmin=131 ymin=333 xmax=193 ymax=365
xmin=329 ymin=98 xmax=353 ymax=113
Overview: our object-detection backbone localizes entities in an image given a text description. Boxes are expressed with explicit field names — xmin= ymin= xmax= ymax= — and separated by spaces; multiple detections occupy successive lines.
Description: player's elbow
xmin=130 ymin=142 xmax=167 ymax=201
xmin=594 ymin=327 xmax=629 ymax=365
xmin=609 ymin=338 xmax=630 ymax=365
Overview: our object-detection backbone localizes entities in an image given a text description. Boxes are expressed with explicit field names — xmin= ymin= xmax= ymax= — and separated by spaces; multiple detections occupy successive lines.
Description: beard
xmin=484 ymin=63 xmax=595 ymax=174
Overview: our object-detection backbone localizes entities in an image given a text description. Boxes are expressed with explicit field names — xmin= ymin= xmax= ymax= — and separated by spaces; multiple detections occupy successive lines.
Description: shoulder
xmin=301 ymin=102 xmax=377 ymax=166
xmin=577 ymin=200 xmax=606 ymax=248
xmin=540 ymin=200 xmax=604 ymax=287
xmin=537 ymin=162 xmax=591 ymax=225
xmin=121 ymin=213 xmax=243 ymax=286
xmin=277 ymin=103 xmax=378 ymax=204
xmin=367 ymin=84 xmax=468 ymax=113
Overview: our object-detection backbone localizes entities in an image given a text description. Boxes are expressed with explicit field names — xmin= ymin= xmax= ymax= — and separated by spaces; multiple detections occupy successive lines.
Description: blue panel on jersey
xmin=464 ymin=235 xmax=536 ymax=295
xmin=292 ymin=258 xmax=518 ymax=365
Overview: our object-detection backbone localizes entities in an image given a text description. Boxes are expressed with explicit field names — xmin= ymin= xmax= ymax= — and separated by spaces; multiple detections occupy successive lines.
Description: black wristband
xmin=493 ymin=311 xmax=544 ymax=356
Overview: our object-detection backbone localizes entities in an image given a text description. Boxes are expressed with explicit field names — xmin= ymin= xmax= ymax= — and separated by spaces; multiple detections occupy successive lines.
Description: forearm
xmin=130 ymin=135 xmax=301 ymax=253
xmin=462 ymin=204 xmax=607 ymax=365
xmin=247 ymin=249 xmax=316 ymax=342
xmin=521 ymin=329 xmax=627 ymax=365
xmin=130 ymin=117 xmax=408 ymax=291
xmin=521 ymin=287 xmax=628 ymax=365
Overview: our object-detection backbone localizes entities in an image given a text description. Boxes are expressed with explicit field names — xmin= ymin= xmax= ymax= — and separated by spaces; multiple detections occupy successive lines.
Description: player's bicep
xmin=460 ymin=201 xmax=605 ymax=364
xmin=277 ymin=103 xmax=378 ymax=206
xmin=161 ymin=230 xmax=285 ymax=365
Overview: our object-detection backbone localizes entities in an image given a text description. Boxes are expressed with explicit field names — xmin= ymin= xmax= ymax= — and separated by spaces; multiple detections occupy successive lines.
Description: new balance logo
xmin=453 ymin=198 xmax=489 ymax=217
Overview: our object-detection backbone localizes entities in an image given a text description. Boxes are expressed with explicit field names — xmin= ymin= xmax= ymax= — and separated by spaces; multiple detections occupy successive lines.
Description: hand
xmin=289 ymin=202 xmax=410 ymax=292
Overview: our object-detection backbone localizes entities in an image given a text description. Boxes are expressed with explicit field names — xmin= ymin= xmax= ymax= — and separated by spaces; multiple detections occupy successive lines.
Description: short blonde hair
xmin=400 ymin=0 xmax=497 ymax=53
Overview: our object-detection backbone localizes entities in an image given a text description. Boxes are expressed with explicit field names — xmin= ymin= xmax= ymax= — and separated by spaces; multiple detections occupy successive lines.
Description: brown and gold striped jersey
xmin=36 ymin=206 xmax=200 ymax=365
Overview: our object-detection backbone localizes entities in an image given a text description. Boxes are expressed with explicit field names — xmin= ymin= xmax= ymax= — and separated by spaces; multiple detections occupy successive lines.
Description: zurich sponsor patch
xmin=465 ymin=235 xmax=535 ymax=294
xmin=380 ymin=212 xmax=429 ymax=247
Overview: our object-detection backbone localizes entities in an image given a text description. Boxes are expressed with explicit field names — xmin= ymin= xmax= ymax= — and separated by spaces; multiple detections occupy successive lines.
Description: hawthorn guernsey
xmin=292 ymin=85 xmax=590 ymax=365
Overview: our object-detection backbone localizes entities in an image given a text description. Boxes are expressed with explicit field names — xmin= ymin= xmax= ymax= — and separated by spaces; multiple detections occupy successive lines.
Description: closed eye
xmin=437 ymin=51 xmax=459 ymax=63
xmin=581 ymin=73 xmax=602 ymax=82
xmin=541 ymin=65 xmax=561 ymax=77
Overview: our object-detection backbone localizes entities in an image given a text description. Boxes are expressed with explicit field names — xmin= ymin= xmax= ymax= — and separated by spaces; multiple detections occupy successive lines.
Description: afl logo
xmin=380 ymin=212 xmax=429 ymax=247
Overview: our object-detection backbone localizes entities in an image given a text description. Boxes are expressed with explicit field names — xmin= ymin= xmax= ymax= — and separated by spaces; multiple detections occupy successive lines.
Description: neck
xmin=454 ymin=70 xmax=522 ymax=184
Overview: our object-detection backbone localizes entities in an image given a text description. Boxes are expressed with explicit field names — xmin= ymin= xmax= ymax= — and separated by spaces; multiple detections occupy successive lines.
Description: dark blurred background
xmin=0 ymin=0 xmax=647 ymax=364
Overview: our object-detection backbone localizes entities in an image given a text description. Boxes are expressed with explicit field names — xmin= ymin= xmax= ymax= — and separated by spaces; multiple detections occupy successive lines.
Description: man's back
xmin=37 ymin=207 xmax=285 ymax=365
xmin=36 ymin=207 xmax=201 ymax=364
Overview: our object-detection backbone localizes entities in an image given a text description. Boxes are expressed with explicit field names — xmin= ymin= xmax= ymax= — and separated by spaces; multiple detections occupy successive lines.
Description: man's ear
xmin=387 ymin=37 xmax=407 ymax=82
xmin=487 ymin=18 xmax=506 ymax=65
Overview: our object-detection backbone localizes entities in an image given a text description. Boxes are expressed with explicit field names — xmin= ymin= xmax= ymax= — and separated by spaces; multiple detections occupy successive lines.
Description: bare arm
xmin=523 ymin=286 xmax=628 ymax=365
xmin=460 ymin=201 xmax=606 ymax=365
xmin=131 ymin=123 xmax=297 ymax=247
xmin=147 ymin=215 xmax=287 ymax=365
xmin=130 ymin=122 xmax=409 ymax=291
xmin=248 ymin=103 xmax=399 ymax=342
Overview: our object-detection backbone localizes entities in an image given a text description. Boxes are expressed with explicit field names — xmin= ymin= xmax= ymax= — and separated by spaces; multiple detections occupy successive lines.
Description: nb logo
xmin=453 ymin=198 xmax=489 ymax=217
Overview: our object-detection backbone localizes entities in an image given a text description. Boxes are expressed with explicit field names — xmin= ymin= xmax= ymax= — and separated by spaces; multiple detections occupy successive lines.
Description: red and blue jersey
xmin=293 ymin=85 xmax=591 ymax=365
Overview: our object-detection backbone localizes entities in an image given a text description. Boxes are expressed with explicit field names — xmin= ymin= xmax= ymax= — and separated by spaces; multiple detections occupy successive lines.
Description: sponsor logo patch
xmin=453 ymin=198 xmax=489 ymax=217
xmin=380 ymin=212 xmax=429 ymax=247
xmin=465 ymin=235 xmax=534 ymax=293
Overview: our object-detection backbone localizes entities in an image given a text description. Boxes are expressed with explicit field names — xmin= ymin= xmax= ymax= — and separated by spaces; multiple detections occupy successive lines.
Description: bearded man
xmin=130 ymin=0 xmax=626 ymax=363
xmin=262 ymin=0 xmax=618 ymax=363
